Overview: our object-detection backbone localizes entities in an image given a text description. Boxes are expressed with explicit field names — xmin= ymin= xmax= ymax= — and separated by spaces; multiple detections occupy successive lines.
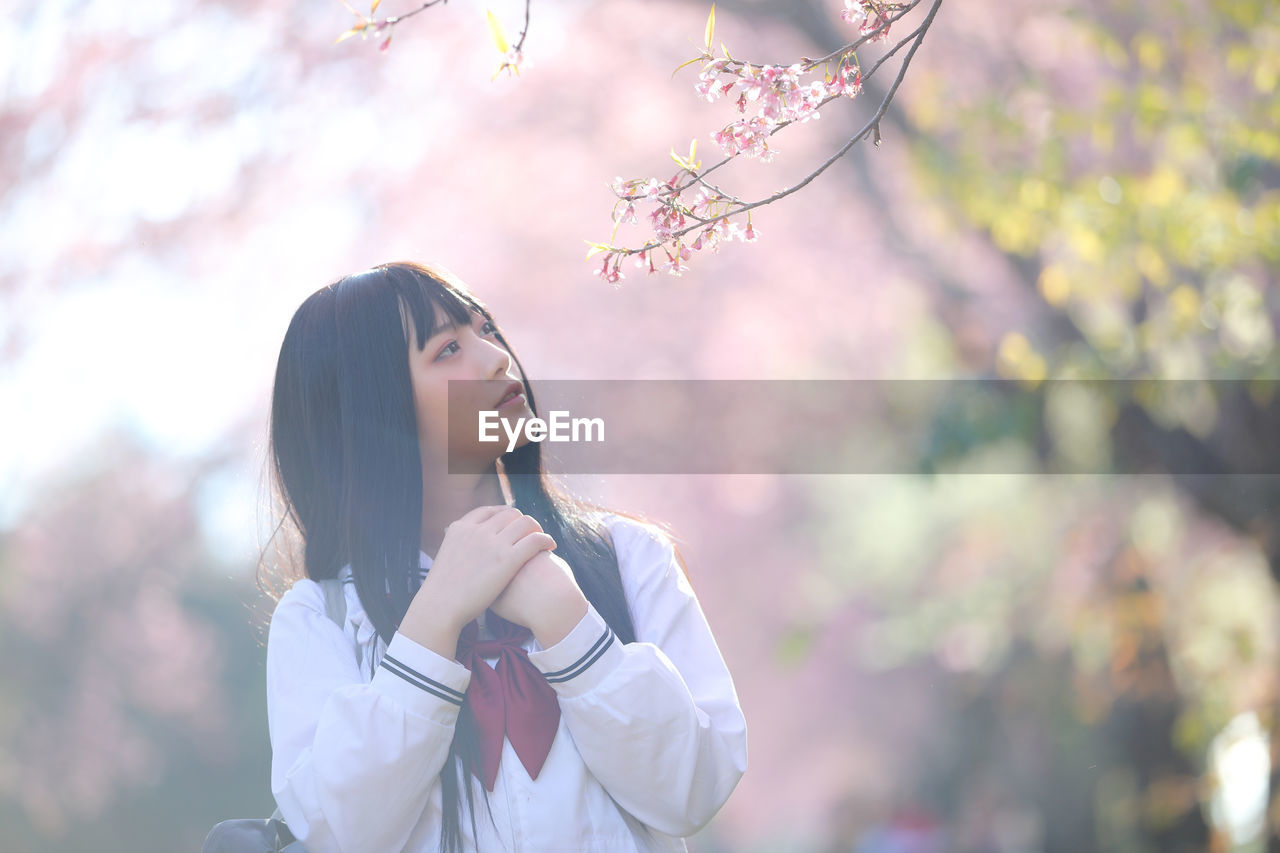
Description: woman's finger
xmin=512 ymin=532 xmax=557 ymax=565
xmin=457 ymin=504 xmax=515 ymax=528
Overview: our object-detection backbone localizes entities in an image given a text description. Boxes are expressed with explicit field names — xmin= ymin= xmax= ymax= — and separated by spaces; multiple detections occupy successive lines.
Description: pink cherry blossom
xmin=689 ymin=186 xmax=723 ymax=216
xmin=699 ymin=224 xmax=723 ymax=253
xmin=841 ymin=0 xmax=871 ymax=26
xmin=827 ymin=62 xmax=864 ymax=98
xmin=712 ymin=117 xmax=774 ymax=161
xmin=727 ymin=220 xmax=760 ymax=243
xmin=664 ymin=252 xmax=690 ymax=276
xmin=695 ymin=61 xmax=733 ymax=101
xmin=592 ymin=252 xmax=625 ymax=284
xmin=613 ymin=201 xmax=638 ymax=224
xmin=841 ymin=1 xmax=893 ymax=42
xmin=649 ymin=203 xmax=687 ymax=240
xmin=494 ymin=46 xmax=524 ymax=79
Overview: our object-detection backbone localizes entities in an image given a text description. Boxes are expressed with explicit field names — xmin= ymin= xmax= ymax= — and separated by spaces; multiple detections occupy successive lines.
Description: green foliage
xmin=907 ymin=0 xmax=1279 ymax=383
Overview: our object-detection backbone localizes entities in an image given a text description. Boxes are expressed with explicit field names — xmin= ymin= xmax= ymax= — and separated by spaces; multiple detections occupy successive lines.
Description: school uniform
xmin=265 ymin=512 xmax=748 ymax=852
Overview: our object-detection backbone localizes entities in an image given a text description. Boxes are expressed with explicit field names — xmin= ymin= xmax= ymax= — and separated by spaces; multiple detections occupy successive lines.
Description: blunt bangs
xmin=383 ymin=263 xmax=491 ymax=354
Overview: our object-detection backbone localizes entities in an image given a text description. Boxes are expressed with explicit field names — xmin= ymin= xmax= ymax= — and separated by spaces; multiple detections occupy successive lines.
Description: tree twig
xmin=610 ymin=0 xmax=944 ymax=258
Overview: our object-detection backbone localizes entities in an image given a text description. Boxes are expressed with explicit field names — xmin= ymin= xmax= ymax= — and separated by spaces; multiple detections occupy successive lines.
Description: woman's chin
xmin=501 ymin=434 xmax=533 ymax=455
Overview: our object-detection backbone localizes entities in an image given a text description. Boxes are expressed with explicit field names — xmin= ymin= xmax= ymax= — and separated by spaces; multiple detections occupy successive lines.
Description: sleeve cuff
xmin=370 ymin=631 xmax=472 ymax=726
xmin=526 ymin=601 xmax=625 ymax=699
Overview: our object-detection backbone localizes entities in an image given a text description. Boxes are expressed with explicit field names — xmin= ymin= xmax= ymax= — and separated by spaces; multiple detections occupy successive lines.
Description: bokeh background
xmin=2 ymin=0 xmax=1278 ymax=850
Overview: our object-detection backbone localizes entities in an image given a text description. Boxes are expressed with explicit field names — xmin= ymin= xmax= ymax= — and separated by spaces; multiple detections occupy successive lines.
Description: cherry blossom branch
xmin=383 ymin=0 xmax=449 ymax=25
xmin=697 ymin=0 xmax=919 ymax=82
xmin=334 ymin=0 xmax=450 ymax=52
xmin=334 ymin=0 xmax=529 ymax=74
xmin=704 ymin=11 xmax=939 ymax=217
xmin=675 ymin=15 xmax=926 ymax=201
xmin=643 ymin=0 xmax=919 ymax=194
xmin=589 ymin=0 xmax=943 ymax=281
xmin=665 ymin=0 xmax=921 ymax=188
xmin=489 ymin=0 xmax=532 ymax=78
xmin=513 ymin=0 xmax=532 ymax=55
xmin=683 ymin=5 xmax=934 ymax=208
xmin=804 ymin=1 xmax=919 ymax=68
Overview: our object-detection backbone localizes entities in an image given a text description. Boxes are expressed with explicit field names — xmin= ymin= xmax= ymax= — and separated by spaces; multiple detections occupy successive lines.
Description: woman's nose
xmin=480 ymin=336 xmax=512 ymax=376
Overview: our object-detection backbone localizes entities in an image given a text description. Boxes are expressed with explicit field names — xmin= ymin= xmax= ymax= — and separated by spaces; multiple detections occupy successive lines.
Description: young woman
xmin=262 ymin=261 xmax=748 ymax=852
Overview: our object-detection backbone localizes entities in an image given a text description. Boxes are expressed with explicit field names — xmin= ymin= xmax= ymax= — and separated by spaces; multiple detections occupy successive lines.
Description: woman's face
xmin=405 ymin=301 xmax=532 ymax=468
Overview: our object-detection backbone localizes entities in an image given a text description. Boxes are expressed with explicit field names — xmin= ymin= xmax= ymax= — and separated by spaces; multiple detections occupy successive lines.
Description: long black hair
xmin=261 ymin=260 xmax=674 ymax=851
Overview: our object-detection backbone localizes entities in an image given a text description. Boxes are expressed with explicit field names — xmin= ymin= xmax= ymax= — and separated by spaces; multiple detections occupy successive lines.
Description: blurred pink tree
xmin=0 ymin=434 xmax=270 ymax=851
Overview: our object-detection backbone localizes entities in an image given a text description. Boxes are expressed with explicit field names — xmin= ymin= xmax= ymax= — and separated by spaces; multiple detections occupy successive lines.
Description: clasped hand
xmin=419 ymin=505 xmax=587 ymax=643
xmin=489 ymin=548 xmax=587 ymax=643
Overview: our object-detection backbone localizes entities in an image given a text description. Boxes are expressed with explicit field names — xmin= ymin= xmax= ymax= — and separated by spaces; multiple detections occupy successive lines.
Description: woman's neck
xmin=419 ymin=464 xmax=511 ymax=558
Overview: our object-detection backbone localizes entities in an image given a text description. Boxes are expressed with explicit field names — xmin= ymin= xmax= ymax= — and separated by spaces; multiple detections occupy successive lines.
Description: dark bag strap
xmin=320 ymin=577 xmax=346 ymax=629
xmin=319 ymin=577 xmax=361 ymax=668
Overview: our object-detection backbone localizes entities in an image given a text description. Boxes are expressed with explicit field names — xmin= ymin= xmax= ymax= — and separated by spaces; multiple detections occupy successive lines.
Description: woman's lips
xmin=497 ymin=392 xmax=525 ymax=409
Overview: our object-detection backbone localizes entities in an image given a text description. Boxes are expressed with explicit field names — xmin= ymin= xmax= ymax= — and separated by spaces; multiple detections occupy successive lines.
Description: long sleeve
xmin=524 ymin=518 xmax=749 ymax=838
xmin=265 ymin=579 xmax=473 ymax=853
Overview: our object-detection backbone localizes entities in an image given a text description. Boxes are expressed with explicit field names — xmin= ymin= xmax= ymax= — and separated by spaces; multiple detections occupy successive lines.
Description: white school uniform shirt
xmin=266 ymin=511 xmax=748 ymax=853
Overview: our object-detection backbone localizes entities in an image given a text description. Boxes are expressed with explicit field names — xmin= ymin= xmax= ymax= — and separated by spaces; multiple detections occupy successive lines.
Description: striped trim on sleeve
xmin=379 ymin=653 xmax=467 ymax=706
xmin=540 ymin=624 xmax=616 ymax=685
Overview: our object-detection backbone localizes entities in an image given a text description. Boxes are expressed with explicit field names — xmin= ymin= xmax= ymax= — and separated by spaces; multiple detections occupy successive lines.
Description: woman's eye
xmin=433 ymin=321 xmax=500 ymax=361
